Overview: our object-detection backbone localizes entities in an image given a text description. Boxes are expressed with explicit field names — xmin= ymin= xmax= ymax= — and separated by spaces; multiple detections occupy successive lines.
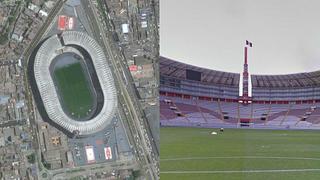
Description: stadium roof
xmin=251 ymin=71 xmax=320 ymax=88
xmin=161 ymin=56 xmax=320 ymax=89
xmin=34 ymin=31 xmax=117 ymax=135
xmin=160 ymin=56 xmax=240 ymax=87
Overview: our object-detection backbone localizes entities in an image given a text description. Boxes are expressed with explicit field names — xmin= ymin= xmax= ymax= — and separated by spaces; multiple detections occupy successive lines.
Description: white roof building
xmin=141 ymin=21 xmax=148 ymax=28
xmin=39 ymin=10 xmax=48 ymax=17
xmin=11 ymin=33 xmax=23 ymax=42
xmin=121 ymin=24 xmax=129 ymax=34
xmin=28 ymin=3 xmax=40 ymax=13
xmin=85 ymin=146 xmax=95 ymax=163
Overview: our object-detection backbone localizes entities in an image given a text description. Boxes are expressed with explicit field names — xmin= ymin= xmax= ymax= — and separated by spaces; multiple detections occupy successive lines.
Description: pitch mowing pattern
xmin=54 ymin=62 xmax=93 ymax=119
xmin=160 ymin=127 xmax=320 ymax=180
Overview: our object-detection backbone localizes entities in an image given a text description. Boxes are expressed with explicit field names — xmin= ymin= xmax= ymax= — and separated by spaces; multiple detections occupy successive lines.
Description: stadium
xmin=160 ymin=56 xmax=320 ymax=129
xmin=160 ymin=50 xmax=320 ymax=179
xmin=30 ymin=31 xmax=117 ymax=136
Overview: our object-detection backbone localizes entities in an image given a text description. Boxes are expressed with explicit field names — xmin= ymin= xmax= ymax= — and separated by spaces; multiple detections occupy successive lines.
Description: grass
xmin=0 ymin=33 xmax=8 ymax=45
xmin=160 ymin=127 xmax=320 ymax=180
xmin=54 ymin=62 xmax=93 ymax=119
xmin=27 ymin=153 xmax=36 ymax=164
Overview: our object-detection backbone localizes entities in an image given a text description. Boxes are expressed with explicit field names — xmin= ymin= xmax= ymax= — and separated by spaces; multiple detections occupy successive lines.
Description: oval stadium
xmin=30 ymin=31 xmax=117 ymax=136
xmin=160 ymin=56 xmax=320 ymax=129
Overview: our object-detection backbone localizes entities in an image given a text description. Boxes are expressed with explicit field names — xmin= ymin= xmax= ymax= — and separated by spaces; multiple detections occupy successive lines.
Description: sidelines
xmin=161 ymin=156 xmax=320 ymax=162
xmin=161 ymin=169 xmax=320 ymax=174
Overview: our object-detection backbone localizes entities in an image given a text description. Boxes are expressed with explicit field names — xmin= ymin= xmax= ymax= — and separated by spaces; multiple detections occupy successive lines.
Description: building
xmin=31 ymin=31 xmax=117 ymax=136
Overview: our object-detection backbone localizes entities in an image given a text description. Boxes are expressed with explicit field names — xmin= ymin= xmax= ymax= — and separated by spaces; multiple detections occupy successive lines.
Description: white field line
xmin=161 ymin=156 xmax=320 ymax=162
xmin=161 ymin=169 xmax=320 ymax=174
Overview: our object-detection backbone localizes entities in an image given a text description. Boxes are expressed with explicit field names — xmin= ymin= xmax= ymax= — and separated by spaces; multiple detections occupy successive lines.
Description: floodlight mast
xmin=239 ymin=40 xmax=252 ymax=104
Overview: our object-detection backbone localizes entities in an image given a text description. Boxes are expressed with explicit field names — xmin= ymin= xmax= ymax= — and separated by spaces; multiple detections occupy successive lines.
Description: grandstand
xmin=32 ymin=31 xmax=117 ymax=136
xmin=160 ymin=57 xmax=320 ymax=129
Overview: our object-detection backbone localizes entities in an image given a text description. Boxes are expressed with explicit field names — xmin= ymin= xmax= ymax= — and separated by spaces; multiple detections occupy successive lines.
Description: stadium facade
xmin=32 ymin=31 xmax=117 ymax=136
xmin=160 ymin=56 xmax=320 ymax=129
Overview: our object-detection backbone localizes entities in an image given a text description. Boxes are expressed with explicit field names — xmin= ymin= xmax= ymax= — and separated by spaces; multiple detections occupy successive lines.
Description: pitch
xmin=54 ymin=62 xmax=93 ymax=119
xmin=160 ymin=127 xmax=320 ymax=180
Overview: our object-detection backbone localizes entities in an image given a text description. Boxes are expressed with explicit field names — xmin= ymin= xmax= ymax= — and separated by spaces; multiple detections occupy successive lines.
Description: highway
xmin=23 ymin=0 xmax=65 ymax=146
xmin=96 ymin=0 xmax=159 ymax=157
xmin=22 ymin=0 xmax=66 ymax=57
xmin=21 ymin=1 xmax=66 ymax=179
xmin=81 ymin=0 xmax=144 ymax=168
xmin=112 ymin=0 xmax=160 ymax=155
xmin=83 ymin=0 xmax=159 ymax=179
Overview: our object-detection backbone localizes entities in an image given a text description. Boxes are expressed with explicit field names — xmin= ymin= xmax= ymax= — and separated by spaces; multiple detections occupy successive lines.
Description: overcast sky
xmin=160 ymin=0 xmax=320 ymax=75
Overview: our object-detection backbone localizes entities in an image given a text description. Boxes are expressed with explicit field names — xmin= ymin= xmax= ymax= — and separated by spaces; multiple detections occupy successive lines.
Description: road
xmin=50 ymin=159 xmax=137 ymax=179
xmin=83 ymin=0 xmax=159 ymax=179
xmin=21 ymin=1 xmax=66 ymax=179
xmin=23 ymin=0 xmax=66 ymax=148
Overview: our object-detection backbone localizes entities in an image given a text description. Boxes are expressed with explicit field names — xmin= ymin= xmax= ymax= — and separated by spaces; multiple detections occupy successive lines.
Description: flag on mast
xmin=246 ymin=40 xmax=253 ymax=47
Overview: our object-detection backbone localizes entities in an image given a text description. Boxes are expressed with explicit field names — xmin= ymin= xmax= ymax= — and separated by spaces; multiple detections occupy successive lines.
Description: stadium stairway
xmin=171 ymin=100 xmax=191 ymax=123
xmin=304 ymin=104 xmax=320 ymax=127
xmin=195 ymin=99 xmax=208 ymax=123
xmin=264 ymin=103 xmax=272 ymax=125
xmin=279 ymin=104 xmax=292 ymax=126
xmin=217 ymin=99 xmax=225 ymax=122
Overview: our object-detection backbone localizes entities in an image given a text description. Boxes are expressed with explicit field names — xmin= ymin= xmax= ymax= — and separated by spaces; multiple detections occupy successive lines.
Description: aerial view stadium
xmin=31 ymin=31 xmax=117 ymax=136
xmin=20 ymin=0 xmax=159 ymax=178
xmin=160 ymin=44 xmax=320 ymax=179
xmin=0 ymin=0 xmax=158 ymax=178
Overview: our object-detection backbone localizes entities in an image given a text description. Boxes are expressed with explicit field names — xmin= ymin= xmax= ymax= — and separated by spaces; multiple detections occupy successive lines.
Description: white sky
xmin=160 ymin=0 xmax=320 ymax=75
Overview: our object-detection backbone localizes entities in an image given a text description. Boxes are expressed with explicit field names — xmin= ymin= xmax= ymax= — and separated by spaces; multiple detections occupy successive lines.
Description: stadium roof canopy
xmin=251 ymin=72 xmax=320 ymax=88
xmin=160 ymin=56 xmax=240 ymax=87
xmin=161 ymin=56 xmax=320 ymax=89
xmin=34 ymin=31 xmax=117 ymax=135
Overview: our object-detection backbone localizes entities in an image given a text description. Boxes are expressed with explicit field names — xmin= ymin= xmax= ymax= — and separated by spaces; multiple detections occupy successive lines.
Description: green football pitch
xmin=160 ymin=127 xmax=320 ymax=180
xmin=54 ymin=62 xmax=93 ymax=119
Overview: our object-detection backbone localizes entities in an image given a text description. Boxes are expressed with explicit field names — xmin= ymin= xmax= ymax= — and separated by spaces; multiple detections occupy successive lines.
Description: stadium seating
xmin=160 ymin=57 xmax=320 ymax=129
xmin=34 ymin=31 xmax=117 ymax=135
xmin=160 ymin=97 xmax=320 ymax=129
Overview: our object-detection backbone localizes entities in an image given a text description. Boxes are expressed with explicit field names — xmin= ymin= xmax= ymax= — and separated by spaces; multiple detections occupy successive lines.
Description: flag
xmin=246 ymin=40 xmax=252 ymax=47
